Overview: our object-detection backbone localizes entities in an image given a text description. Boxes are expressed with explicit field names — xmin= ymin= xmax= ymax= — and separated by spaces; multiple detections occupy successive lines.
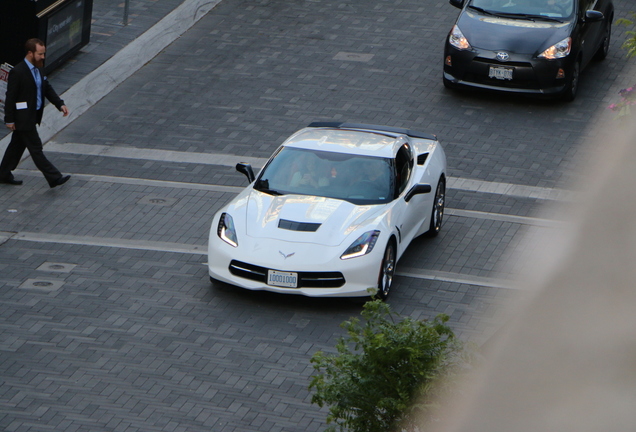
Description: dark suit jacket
xmin=3 ymin=60 xmax=65 ymax=130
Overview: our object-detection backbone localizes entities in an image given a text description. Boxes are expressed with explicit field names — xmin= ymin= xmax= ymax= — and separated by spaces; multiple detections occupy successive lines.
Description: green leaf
xmin=308 ymin=300 xmax=469 ymax=432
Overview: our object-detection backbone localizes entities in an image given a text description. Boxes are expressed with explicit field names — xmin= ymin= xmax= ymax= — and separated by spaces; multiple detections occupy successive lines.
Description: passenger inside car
xmin=290 ymin=153 xmax=330 ymax=188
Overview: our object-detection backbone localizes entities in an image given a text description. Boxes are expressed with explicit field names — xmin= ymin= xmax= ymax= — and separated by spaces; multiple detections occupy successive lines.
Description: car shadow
xmin=441 ymin=84 xmax=574 ymax=107
xmin=209 ymin=278 xmax=371 ymax=312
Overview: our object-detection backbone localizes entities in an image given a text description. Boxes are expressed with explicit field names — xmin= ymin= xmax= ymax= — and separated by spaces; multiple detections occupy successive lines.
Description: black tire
xmin=377 ymin=240 xmax=396 ymax=300
xmin=594 ymin=17 xmax=612 ymax=61
xmin=426 ymin=177 xmax=446 ymax=237
xmin=562 ymin=60 xmax=580 ymax=102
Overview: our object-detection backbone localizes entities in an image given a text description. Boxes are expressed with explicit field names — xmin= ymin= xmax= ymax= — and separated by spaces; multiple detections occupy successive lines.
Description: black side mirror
xmin=584 ymin=10 xmax=604 ymax=23
xmin=236 ymin=162 xmax=255 ymax=183
xmin=404 ymin=184 xmax=432 ymax=202
xmin=449 ymin=0 xmax=464 ymax=9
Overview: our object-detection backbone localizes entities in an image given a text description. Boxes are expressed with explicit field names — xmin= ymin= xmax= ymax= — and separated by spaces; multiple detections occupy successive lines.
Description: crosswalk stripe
xmin=2 ymin=231 xmax=517 ymax=289
xmin=45 ymin=142 xmax=571 ymax=200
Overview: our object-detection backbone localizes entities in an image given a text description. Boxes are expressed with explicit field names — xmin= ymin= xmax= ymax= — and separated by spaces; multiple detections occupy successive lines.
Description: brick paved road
xmin=1 ymin=0 xmax=634 ymax=430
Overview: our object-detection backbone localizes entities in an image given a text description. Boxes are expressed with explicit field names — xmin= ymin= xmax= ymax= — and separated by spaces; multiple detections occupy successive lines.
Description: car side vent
xmin=417 ymin=153 xmax=429 ymax=165
xmin=278 ymin=219 xmax=321 ymax=232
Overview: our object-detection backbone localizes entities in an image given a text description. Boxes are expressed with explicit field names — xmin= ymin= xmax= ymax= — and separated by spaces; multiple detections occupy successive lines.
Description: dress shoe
xmin=49 ymin=175 xmax=71 ymax=188
xmin=0 ymin=177 xmax=23 ymax=185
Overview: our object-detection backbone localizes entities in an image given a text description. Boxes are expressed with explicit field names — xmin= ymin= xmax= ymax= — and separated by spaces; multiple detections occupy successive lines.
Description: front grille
xmin=229 ymin=260 xmax=346 ymax=288
xmin=475 ymin=58 xmax=531 ymax=68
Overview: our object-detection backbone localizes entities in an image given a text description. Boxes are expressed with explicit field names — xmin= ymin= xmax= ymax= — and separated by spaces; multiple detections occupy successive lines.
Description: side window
xmin=394 ymin=143 xmax=414 ymax=195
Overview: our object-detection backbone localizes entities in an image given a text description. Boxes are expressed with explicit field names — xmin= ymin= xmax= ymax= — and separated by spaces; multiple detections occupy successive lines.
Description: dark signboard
xmin=0 ymin=0 xmax=92 ymax=74
xmin=39 ymin=0 xmax=92 ymax=74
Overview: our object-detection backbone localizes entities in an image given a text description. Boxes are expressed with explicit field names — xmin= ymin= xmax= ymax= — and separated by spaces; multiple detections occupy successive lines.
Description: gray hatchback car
xmin=443 ymin=0 xmax=614 ymax=100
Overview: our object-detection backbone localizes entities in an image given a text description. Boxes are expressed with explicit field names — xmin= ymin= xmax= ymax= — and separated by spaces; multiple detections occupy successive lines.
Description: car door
xmin=578 ymin=0 xmax=603 ymax=66
xmin=390 ymin=142 xmax=429 ymax=255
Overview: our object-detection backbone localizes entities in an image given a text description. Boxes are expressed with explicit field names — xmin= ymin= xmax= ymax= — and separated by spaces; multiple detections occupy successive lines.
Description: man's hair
xmin=25 ymin=38 xmax=45 ymax=54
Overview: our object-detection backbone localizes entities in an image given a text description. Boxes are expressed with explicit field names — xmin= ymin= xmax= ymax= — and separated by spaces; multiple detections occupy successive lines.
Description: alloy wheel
xmin=378 ymin=242 xmax=396 ymax=300
xmin=427 ymin=177 xmax=446 ymax=237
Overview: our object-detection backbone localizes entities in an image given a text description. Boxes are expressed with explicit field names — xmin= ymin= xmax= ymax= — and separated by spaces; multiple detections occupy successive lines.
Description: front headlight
xmin=538 ymin=37 xmax=572 ymax=59
xmin=217 ymin=213 xmax=238 ymax=247
xmin=449 ymin=25 xmax=471 ymax=50
xmin=341 ymin=230 xmax=380 ymax=260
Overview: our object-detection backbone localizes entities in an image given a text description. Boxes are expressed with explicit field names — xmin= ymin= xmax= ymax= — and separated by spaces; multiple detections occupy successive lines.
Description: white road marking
xmin=447 ymin=177 xmax=571 ymax=201
xmin=446 ymin=209 xmax=561 ymax=227
xmin=396 ymin=268 xmax=517 ymax=290
xmin=3 ymin=231 xmax=516 ymax=289
xmin=10 ymin=232 xmax=207 ymax=255
xmin=47 ymin=142 xmax=267 ymax=169
xmin=7 ymin=155 xmax=564 ymax=291
xmin=45 ymin=142 xmax=572 ymax=200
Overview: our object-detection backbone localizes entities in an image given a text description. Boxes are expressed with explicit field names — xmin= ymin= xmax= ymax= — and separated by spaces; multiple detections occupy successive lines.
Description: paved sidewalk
xmin=1 ymin=0 xmax=635 ymax=431
xmin=0 ymin=0 xmax=214 ymax=147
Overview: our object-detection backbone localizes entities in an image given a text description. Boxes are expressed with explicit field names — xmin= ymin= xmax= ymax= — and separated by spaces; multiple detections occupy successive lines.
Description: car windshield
xmin=469 ymin=0 xmax=574 ymax=19
xmin=254 ymin=147 xmax=395 ymax=205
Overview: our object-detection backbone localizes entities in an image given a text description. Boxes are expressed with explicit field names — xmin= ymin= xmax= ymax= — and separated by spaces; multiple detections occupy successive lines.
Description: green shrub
xmin=309 ymin=300 xmax=468 ymax=432
xmin=617 ymin=12 xmax=636 ymax=58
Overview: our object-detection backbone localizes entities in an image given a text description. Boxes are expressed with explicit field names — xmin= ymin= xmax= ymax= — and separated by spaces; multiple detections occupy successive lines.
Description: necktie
xmin=33 ymin=67 xmax=42 ymax=110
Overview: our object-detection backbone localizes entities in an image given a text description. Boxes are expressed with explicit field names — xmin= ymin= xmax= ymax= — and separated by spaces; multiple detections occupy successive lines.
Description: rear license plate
xmin=489 ymin=65 xmax=513 ymax=80
xmin=267 ymin=270 xmax=298 ymax=288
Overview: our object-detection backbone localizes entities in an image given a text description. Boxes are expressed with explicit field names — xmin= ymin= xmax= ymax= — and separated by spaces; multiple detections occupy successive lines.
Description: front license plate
xmin=489 ymin=65 xmax=513 ymax=80
xmin=267 ymin=270 xmax=298 ymax=288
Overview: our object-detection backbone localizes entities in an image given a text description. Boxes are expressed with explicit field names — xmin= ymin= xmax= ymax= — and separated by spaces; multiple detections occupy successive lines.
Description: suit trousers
xmin=0 ymin=129 xmax=61 ymax=184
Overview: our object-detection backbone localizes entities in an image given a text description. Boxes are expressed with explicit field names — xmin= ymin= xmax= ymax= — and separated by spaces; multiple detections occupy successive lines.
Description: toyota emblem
xmin=496 ymin=51 xmax=510 ymax=62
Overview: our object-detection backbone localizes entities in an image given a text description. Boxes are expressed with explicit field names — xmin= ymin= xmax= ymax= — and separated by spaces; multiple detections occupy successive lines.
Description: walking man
xmin=1 ymin=38 xmax=71 ymax=188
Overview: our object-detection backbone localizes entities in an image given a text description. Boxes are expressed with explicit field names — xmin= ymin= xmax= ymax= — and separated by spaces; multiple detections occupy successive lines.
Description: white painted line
xmin=14 ymin=169 xmax=244 ymax=193
xmin=446 ymin=177 xmax=572 ymax=201
xmin=0 ymin=231 xmax=14 ymax=245
xmin=39 ymin=143 xmax=570 ymax=200
xmin=46 ymin=142 xmax=267 ymax=169
xmin=9 ymin=231 xmax=519 ymax=289
xmin=12 ymin=169 xmax=563 ymax=227
xmin=14 ymin=169 xmax=560 ymax=228
xmin=446 ymin=208 xmax=561 ymax=227
xmin=397 ymin=268 xmax=517 ymax=290
xmin=13 ymin=232 xmax=207 ymax=255
xmin=77 ymin=172 xmax=244 ymax=193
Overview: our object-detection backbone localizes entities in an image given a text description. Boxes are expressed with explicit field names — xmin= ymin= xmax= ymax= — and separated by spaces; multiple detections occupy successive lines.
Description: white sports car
xmin=207 ymin=122 xmax=447 ymax=298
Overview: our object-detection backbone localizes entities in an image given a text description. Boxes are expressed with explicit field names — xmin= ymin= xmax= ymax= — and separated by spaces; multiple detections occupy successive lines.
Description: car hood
xmin=238 ymin=191 xmax=388 ymax=247
xmin=458 ymin=9 xmax=572 ymax=54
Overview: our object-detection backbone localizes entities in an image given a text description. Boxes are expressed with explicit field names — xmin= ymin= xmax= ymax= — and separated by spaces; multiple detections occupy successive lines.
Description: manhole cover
xmin=36 ymin=262 xmax=77 ymax=273
xmin=138 ymin=196 xmax=178 ymax=206
xmin=19 ymin=279 xmax=64 ymax=291
xmin=333 ymin=52 xmax=374 ymax=62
